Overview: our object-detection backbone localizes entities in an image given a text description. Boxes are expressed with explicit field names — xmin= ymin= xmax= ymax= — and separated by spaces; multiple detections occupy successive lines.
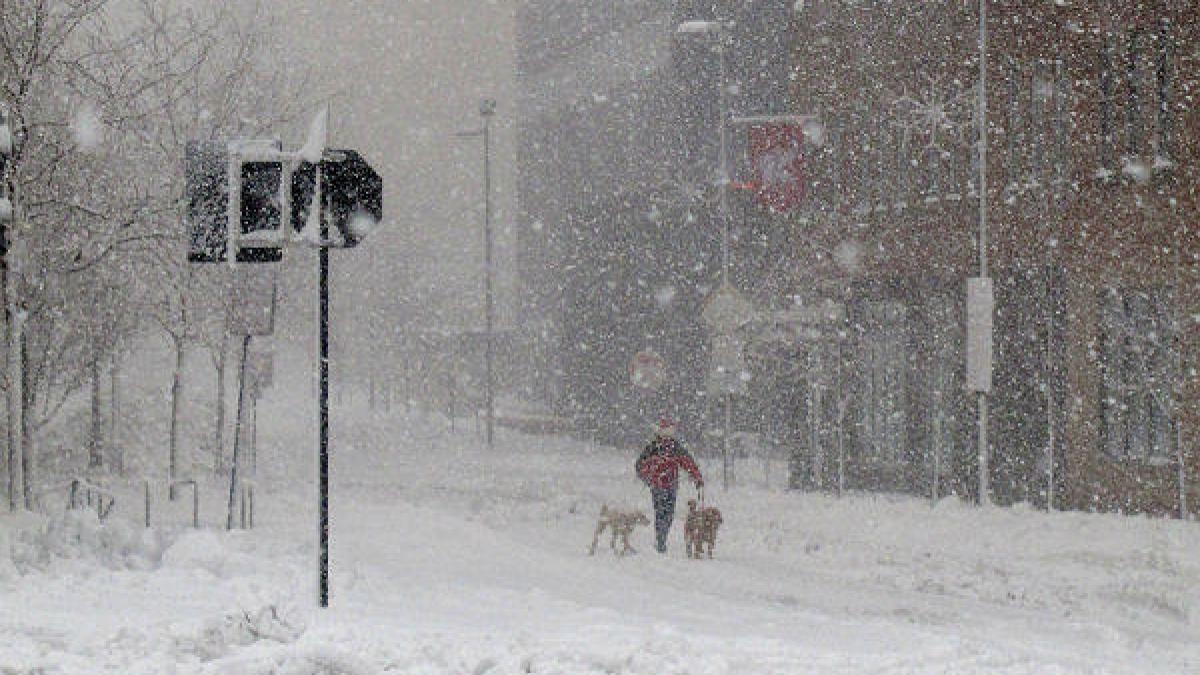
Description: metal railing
xmin=238 ymin=480 xmax=255 ymax=529
xmin=150 ymin=479 xmax=199 ymax=529
xmin=35 ymin=477 xmax=117 ymax=520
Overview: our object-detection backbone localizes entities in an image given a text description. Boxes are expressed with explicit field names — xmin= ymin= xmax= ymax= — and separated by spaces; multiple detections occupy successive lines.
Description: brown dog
xmin=589 ymin=505 xmax=651 ymax=556
xmin=684 ymin=499 xmax=723 ymax=559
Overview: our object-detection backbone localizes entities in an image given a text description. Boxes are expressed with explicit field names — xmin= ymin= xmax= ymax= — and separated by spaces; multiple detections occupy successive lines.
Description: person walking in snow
xmin=635 ymin=417 xmax=703 ymax=554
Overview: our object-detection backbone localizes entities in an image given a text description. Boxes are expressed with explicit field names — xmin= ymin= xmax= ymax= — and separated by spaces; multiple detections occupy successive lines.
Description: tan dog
xmin=589 ymin=505 xmax=651 ymax=556
xmin=684 ymin=499 xmax=723 ymax=559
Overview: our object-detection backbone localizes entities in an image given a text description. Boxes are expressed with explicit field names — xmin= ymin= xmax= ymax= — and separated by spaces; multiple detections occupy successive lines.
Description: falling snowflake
xmin=653 ymin=285 xmax=677 ymax=308
xmin=833 ymin=239 xmax=863 ymax=273
xmin=71 ymin=104 xmax=106 ymax=152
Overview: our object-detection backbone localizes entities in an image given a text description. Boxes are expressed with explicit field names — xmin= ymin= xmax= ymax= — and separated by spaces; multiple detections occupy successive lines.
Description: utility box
xmin=966 ymin=277 xmax=994 ymax=393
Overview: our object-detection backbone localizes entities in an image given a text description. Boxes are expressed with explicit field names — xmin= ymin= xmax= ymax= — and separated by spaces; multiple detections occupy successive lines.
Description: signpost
xmin=226 ymin=266 xmax=277 ymax=532
xmin=185 ymin=121 xmax=383 ymax=608
xmin=967 ymin=276 xmax=994 ymax=507
xmin=629 ymin=350 xmax=667 ymax=392
xmin=702 ymin=282 xmax=757 ymax=488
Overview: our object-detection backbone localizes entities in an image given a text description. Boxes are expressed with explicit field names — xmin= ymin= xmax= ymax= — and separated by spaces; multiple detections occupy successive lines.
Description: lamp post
xmin=455 ymin=98 xmax=497 ymax=449
xmin=975 ymin=0 xmax=992 ymax=506
xmin=678 ymin=19 xmax=736 ymax=488
xmin=677 ymin=20 xmax=732 ymax=286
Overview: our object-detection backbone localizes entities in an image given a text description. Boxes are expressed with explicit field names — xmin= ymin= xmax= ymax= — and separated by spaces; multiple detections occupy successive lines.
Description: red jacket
xmin=636 ymin=436 xmax=703 ymax=490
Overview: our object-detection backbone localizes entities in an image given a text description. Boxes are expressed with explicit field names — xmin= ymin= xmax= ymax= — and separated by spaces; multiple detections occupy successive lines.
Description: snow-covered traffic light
xmin=237 ymin=160 xmax=284 ymax=263
xmin=290 ymin=149 xmax=382 ymax=248
xmin=186 ymin=139 xmax=381 ymax=262
xmin=185 ymin=141 xmax=227 ymax=262
xmin=186 ymin=140 xmax=286 ymax=263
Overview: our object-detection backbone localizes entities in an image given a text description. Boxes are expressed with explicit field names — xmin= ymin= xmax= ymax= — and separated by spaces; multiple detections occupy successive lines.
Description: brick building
xmin=783 ymin=1 xmax=1199 ymax=514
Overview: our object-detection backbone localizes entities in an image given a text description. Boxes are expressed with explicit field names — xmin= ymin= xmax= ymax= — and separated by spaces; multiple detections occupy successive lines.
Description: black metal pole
xmin=318 ymin=171 xmax=331 ymax=608
xmin=226 ymin=334 xmax=251 ymax=530
xmin=250 ymin=394 xmax=258 ymax=477
xmin=483 ymin=114 xmax=494 ymax=450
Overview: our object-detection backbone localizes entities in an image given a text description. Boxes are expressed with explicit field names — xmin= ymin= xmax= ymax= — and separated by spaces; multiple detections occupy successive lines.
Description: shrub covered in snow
xmin=1 ymin=509 xmax=166 ymax=575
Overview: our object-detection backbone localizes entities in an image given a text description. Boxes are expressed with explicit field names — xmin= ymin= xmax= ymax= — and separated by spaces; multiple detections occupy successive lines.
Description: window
xmin=1097 ymin=19 xmax=1175 ymax=168
xmin=859 ymin=301 xmax=909 ymax=465
xmin=925 ymin=300 xmax=960 ymax=493
xmin=1031 ymin=59 xmax=1050 ymax=182
xmin=1125 ymin=29 xmax=1143 ymax=156
xmin=1004 ymin=57 xmax=1072 ymax=195
xmin=1155 ymin=18 xmax=1174 ymax=159
xmin=1100 ymin=287 xmax=1178 ymax=462
xmin=1099 ymin=34 xmax=1116 ymax=168
xmin=1052 ymin=58 xmax=1072 ymax=193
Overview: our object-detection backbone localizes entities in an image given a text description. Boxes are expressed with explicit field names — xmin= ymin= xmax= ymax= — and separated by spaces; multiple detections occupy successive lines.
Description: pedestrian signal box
xmin=187 ymin=142 xmax=381 ymax=262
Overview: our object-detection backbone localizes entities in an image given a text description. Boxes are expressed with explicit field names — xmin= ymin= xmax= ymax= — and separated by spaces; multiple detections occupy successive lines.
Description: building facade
xmin=785 ymin=1 xmax=1199 ymax=514
xmin=516 ymin=1 xmax=796 ymax=445
xmin=517 ymin=1 xmax=1198 ymax=516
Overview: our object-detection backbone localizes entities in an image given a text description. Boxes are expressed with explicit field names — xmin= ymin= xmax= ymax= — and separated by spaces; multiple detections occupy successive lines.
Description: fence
xmin=33 ymin=477 xmax=117 ymax=520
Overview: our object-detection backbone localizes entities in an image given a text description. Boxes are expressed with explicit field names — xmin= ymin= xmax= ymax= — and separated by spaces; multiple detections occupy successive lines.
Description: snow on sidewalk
xmin=3 ymin=403 xmax=1200 ymax=673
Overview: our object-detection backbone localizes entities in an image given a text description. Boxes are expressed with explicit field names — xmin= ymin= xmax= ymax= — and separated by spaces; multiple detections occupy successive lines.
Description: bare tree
xmin=124 ymin=0 xmax=312 ymax=491
xmin=0 ymin=0 xmax=123 ymax=509
xmin=0 ymin=0 xmax=311 ymax=508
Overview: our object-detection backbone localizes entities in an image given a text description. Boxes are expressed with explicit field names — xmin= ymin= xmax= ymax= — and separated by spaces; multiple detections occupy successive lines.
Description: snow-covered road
xmin=3 ymin=403 xmax=1200 ymax=673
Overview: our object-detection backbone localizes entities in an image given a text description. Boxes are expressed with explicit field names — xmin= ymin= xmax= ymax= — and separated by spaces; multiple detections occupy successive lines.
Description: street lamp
xmin=676 ymin=19 xmax=733 ymax=285
xmin=678 ymin=19 xmax=826 ymax=490
xmin=974 ymin=0 xmax=992 ymax=506
xmin=455 ymin=98 xmax=497 ymax=449
xmin=678 ymin=18 xmax=746 ymax=489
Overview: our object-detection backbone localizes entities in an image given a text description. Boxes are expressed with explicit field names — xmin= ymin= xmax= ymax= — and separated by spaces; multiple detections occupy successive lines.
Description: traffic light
xmin=238 ymin=161 xmax=283 ymax=263
xmin=185 ymin=141 xmax=227 ymax=262
xmin=186 ymin=141 xmax=381 ymax=262
xmin=290 ymin=160 xmax=318 ymax=236
xmin=324 ymin=150 xmax=382 ymax=248
xmin=290 ymin=149 xmax=382 ymax=248
xmin=186 ymin=141 xmax=285 ymax=263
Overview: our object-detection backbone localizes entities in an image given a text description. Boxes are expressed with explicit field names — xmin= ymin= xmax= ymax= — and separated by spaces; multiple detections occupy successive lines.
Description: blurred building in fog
xmin=518 ymin=1 xmax=1199 ymax=517
xmin=516 ymin=0 xmax=795 ymax=444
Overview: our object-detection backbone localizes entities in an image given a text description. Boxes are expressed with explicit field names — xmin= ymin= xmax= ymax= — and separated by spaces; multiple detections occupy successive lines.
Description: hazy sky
xmin=274 ymin=0 xmax=517 ymax=344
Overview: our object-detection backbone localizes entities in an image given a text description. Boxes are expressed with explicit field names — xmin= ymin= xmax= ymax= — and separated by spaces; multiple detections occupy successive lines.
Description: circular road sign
xmin=630 ymin=350 xmax=666 ymax=392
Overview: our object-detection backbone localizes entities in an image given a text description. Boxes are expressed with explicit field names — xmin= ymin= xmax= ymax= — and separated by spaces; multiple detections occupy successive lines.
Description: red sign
xmin=748 ymin=124 xmax=806 ymax=212
xmin=629 ymin=350 xmax=666 ymax=392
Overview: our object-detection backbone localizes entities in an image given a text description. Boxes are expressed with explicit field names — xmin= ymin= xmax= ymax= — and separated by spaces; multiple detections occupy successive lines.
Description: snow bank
xmin=161 ymin=529 xmax=237 ymax=577
xmin=717 ymin=491 xmax=1200 ymax=630
xmin=0 ymin=508 xmax=165 ymax=576
xmin=173 ymin=604 xmax=306 ymax=662
xmin=8 ymin=371 xmax=1200 ymax=673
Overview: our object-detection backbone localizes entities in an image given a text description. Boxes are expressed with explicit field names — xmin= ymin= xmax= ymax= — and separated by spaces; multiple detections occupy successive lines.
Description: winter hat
xmin=655 ymin=416 xmax=676 ymax=437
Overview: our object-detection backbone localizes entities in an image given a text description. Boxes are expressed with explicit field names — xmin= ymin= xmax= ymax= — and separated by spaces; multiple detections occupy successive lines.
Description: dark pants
xmin=650 ymin=487 xmax=677 ymax=553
